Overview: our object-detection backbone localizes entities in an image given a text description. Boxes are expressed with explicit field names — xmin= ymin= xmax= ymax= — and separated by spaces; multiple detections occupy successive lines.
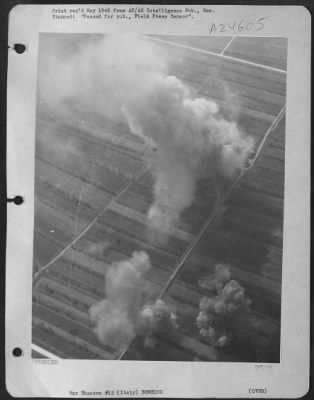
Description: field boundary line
xmin=158 ymin=173 xmax=244 ymax=299
xmin=31 ymin=343 xmax=62 ymax=360
xmin=144 ymin=35 xmax=287 ymax=74
xmin=157 ymin=106 xmax=286 ymax=299
xmin=247 ymin=105 xmax=286 ymax=169
xmin=221 ymin=36 xmax=235 ymax=55
xmin=33 ymin=165 xmax=150 ymax=286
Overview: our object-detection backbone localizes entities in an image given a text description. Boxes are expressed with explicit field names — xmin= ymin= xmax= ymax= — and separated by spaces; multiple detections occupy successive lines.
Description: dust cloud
xmin=89 ymin=251 xmax=176 ymax=352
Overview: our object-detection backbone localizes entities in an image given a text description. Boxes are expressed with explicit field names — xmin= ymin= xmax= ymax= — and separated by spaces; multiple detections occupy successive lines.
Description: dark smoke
xmin=197 ymin=264 xmax=255 ymax=347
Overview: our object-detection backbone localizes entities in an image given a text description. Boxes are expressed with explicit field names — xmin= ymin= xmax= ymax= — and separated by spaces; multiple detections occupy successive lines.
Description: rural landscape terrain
xmin=32 ymin=34 xmax=287 ymax=362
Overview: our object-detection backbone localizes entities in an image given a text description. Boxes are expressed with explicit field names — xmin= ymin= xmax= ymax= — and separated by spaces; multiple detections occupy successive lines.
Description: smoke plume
xmin=89 ymin=251 xmax=176 ymax=352
xmin=140 ymin=299 xmax=177 ymax=348
xmin=197 ymin=264 xmax=255 ymax=347
xmin=39 ymin=34 xmax=254 ymax=232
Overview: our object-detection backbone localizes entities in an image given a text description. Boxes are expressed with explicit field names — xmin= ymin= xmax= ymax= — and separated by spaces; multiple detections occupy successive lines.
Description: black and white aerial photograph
xmin=32 ymin=33 xmax=287 ymax=363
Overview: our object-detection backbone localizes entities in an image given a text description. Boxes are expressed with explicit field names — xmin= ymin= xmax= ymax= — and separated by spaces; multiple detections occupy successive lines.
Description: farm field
xmin=32 ymin=35 xmax=287 ymax=362
xmin=122 ymin=117 xmax=285 ymax=362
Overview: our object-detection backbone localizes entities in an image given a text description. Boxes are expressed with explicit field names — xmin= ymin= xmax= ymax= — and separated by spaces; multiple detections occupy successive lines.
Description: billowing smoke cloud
xmin=122 ymin=69 xmax=254 ymax=233
xmin=140 ymin=299 xmax=177 ymax=348
xmin=39 ymin=34 xmax=254 ymax=232
xmin=197 ymin=264 xmax=255 ymax=347
xmin=89 ymin=251 xmax=176 ymax=352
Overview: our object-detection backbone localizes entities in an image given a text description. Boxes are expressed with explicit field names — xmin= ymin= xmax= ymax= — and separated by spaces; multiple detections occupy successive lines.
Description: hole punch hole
xmin=7 ymin=196 xmax=24 ymax=205
xmin=12 ymin=347 xmax=23 ymax=357
xmin=13 ymin=44 xmax=26 ymax=54
xmin=13 ymin=195 xmax=24 ymax=205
